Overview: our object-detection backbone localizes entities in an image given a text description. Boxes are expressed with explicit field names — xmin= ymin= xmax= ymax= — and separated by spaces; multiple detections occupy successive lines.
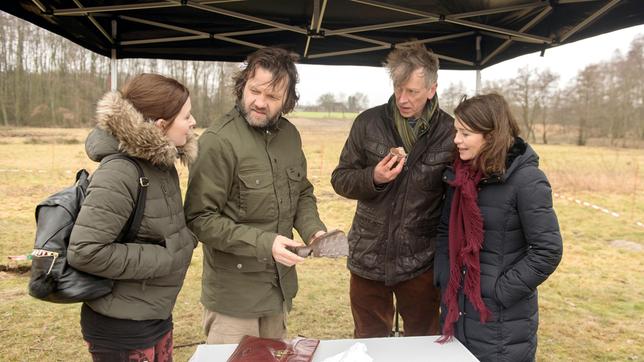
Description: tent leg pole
xmin=475 ymin=35 xmax=482 ymax=95
xmin=110 ymin=50 xmax=117 ymax=91
xmin=110 ymin=19 xmax=117 ymax=91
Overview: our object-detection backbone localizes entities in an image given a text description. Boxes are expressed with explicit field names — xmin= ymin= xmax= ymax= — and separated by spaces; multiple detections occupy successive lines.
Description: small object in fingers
xmin=389 ymin=147 xmax=406 ymax=158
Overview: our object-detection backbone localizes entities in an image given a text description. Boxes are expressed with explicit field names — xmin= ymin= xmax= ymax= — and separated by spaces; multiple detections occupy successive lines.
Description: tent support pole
xmin=110 ymin=19 xmax=117 ymax=91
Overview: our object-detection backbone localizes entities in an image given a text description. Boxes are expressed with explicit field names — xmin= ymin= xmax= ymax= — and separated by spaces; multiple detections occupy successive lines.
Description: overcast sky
xmin=296 ymin=24 xmax=644 ymax=107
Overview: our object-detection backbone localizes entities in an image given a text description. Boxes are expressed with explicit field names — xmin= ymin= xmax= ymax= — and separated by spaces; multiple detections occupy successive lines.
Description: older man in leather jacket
xmin=331 ymin=44 xmax=455 ymax=338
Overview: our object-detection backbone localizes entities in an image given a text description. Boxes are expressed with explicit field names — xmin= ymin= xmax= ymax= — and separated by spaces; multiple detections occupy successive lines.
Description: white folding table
xmin=189 ymin=335 xmax=479 ymax=361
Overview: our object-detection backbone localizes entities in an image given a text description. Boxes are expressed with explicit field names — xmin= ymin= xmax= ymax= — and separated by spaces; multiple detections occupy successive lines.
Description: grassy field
xmin=0 ymin=122 xmax=642 ymax=361
xmin=290 ymin=111 xmax=359 ymax=120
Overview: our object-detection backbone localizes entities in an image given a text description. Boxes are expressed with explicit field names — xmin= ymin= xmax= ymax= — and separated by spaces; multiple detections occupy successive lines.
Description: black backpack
xmin=28 ymin=154 xmax=148 ymax=303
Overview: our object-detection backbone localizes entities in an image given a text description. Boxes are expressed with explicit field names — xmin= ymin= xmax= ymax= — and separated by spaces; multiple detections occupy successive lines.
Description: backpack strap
xmin=100 ymin=154 xmax=149 ymax=243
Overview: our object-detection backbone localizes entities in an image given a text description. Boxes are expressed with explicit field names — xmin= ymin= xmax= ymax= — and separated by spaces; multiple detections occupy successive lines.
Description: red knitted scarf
xmin=438 ymin=158 xmax=492 ymax=343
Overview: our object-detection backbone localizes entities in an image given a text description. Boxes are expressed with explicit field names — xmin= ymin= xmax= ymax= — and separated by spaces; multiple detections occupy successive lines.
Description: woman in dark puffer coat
xmin=68 ymin=74 xmax=197 ymax=362
xmin=434 ymin=93 xmax=563 ymax=362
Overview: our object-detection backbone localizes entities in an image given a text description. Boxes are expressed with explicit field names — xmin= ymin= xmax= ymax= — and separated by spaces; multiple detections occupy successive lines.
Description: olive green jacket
xmin=68 ymin=91 xmax=198 ymax=321
xmin=185 ymin=107 xmax=325 ymax=318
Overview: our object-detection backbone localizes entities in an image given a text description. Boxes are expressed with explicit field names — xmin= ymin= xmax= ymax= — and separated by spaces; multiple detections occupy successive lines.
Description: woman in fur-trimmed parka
xmin=434 ymin=94 xmax=562 ymax=362
xmin=68 ymin=74 xmax=197 ymax=362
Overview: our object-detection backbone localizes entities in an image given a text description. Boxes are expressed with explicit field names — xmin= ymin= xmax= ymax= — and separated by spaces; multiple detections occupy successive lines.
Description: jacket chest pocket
xmin=364 ymin=139 xmax=390 ymax=165
xmin=286 ymin=167 xmax=303 ymax=214
xmin=238 ymin=171 xmax=277 ymax=222
xmin=412 ymin=152 xmax=451 ymax=191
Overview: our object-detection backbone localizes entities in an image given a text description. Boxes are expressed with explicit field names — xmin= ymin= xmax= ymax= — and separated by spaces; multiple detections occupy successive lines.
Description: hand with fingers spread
xmin=373 ymin=153 xmax=406 ymax=185
xmin=272 ymin=235 xmax=306 ymax=267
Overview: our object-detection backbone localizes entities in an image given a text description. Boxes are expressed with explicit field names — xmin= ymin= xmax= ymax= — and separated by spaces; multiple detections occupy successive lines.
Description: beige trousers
xmin=202 ymin=306 xmax=287 ymax=344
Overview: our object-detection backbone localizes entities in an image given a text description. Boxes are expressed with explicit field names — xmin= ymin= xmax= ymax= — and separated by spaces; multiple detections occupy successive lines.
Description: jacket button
xmin=255 ymin=179 xmax=260 ymax=185
xmin=262 ymin=258 xmax=268 ymax=262
xmin=236 ymin=263 xmax=242 ymax=269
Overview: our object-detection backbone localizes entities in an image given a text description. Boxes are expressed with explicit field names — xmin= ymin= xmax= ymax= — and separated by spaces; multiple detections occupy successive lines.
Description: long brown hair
xmin=454 ymin=93 xmax=520 ymax=175
xmin=121 ymin=73 xmax=189 ymax=125
xmin=233 ymin=47 xmax=300 ymax=114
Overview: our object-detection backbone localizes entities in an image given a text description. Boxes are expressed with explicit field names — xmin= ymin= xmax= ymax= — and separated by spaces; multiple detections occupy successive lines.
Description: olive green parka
xmin=68 ymin=91 xmax=198 ymax=321
xmin=184 ymin=107 xmax=326 ymax=318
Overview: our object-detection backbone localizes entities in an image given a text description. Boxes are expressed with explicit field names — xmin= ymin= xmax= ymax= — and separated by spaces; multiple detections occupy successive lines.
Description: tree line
xmin=0 ymin=12 xmax=237 ymax=128
xmin=1 ymin=12 xmax=642 ymax=146
xmin=298 ymin=92 xmax=369 ymax=114
xmin=440 ymin=34 xmax=644 ymax=146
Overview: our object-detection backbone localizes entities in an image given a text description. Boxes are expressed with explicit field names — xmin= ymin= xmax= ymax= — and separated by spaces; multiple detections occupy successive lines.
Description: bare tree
xmin=573 ymin=64 xmax=603 ymax=146
xmin=506 ymin=66 xmax=558 ymax=142
xmin=317 ymin=93 xmax=336 ymax=115
xmin=346 ymin=92 xmax=369 ymax=113
xmin=545 ymin=88 xmax=563 ymax=144
xmin=610 ymin=36 xmax=644 ymax=143
xmin=535 ymin=69 xmax=560 ymax=144
xmin=0 ymin=14 xmax=9 ymax=126
xmin=13 ymin=18 xmax=24 ymax=126
xmin=440 ymin=81 xmax=467 ymax=116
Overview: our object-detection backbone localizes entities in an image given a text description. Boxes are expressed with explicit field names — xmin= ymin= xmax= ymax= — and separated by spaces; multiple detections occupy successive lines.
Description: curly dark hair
xmin=233 ymin=47 xmax=300 ymax=114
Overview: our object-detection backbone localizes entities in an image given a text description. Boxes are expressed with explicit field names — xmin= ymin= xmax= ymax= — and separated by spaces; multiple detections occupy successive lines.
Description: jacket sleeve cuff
xmin=302 ymin=222 xmax=328 ymax=244
xmin=368 ymin=166 xmax=391 ymax=193
xmin=257 ymin=231 xmax=277 ymax=264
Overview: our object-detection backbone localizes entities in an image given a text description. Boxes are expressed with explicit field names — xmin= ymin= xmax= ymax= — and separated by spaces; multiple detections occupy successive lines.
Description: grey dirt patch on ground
xmin=609 ymin=240 xmax=642 ymax=252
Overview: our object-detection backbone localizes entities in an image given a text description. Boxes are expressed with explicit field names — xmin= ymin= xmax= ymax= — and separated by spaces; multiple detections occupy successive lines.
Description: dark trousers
xmin=350 ymin=269 xmax=440 ymax=338
xmin=87 ymin=330 xmax=173 ymax=362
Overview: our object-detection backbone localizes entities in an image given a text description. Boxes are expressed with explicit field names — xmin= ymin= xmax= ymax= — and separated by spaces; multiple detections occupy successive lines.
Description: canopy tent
xmin=3 ymin=0 xmax=643 ymax=71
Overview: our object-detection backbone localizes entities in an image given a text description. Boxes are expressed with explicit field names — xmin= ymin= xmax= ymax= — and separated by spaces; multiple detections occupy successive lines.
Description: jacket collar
xmin=93 ymin=91 xmax=197 ymax=168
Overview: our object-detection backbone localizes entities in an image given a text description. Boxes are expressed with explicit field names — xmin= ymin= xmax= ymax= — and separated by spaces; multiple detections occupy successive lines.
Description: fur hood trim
xmin=95 ymin=91 xmax=197 ymax=167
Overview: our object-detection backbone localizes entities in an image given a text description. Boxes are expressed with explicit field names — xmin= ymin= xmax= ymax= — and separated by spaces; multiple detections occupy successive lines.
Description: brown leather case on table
xmin=226 ymin=335 xmax=320 ymax=362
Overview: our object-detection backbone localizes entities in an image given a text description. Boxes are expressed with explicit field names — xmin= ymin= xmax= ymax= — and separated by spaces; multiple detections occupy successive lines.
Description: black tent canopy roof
xmin=2 ymin=0 xmax=643 ymax=70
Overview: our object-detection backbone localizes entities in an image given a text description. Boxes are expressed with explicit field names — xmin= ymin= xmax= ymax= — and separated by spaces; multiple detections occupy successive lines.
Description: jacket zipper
xmin=161 ymin=179 xmax=174 ymax=224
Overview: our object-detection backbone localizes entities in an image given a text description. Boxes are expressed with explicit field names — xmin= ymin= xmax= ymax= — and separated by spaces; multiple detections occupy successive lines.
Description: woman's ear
xmin=154 ymin=118 xmax=166 ymax=130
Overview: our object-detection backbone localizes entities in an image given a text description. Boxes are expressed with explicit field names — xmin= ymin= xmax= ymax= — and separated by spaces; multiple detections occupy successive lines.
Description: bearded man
xmin=185 ymin=47 xmax=326 ymax=344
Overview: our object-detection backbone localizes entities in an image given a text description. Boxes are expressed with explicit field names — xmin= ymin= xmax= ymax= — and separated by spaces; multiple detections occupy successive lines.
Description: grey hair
xmin=384 ymin=44 xmax=439 ymax=88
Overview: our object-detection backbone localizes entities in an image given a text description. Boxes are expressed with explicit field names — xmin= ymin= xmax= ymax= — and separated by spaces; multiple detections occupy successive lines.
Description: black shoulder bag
xmin=28 ymin=154 xmax=148 ymax=303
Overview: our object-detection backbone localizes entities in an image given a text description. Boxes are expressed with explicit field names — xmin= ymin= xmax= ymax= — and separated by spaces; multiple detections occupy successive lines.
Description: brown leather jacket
xmin=331 ymin=103 xmax=454 ymax=285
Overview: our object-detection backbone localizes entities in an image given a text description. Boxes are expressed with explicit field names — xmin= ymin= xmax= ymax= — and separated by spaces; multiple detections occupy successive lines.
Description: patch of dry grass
xmin=0 ymin=124 xmax=642 ymax=361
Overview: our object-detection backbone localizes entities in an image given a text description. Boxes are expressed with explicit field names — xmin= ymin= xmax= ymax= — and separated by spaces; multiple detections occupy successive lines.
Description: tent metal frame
xmin=25 ymin=0 xmax=630 ymax=90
